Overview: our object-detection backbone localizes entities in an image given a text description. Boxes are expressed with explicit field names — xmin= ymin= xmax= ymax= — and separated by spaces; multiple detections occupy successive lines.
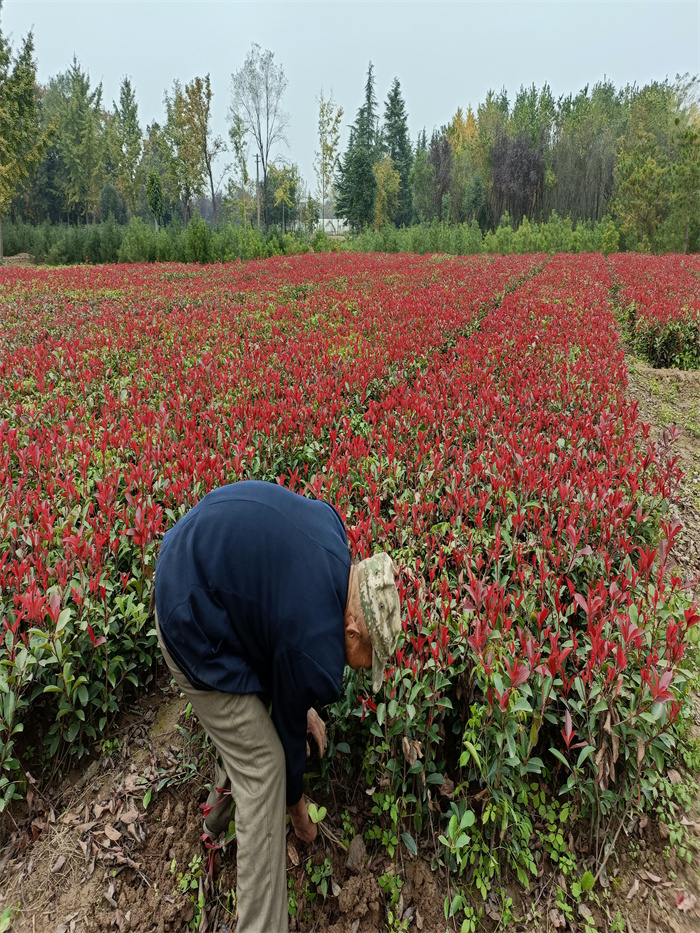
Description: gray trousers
xmin=155 ymin=615 xmax=288 ymax=933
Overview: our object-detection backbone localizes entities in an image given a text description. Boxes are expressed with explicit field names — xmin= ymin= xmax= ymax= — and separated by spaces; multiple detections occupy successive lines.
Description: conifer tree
xmin=336 ymin=63 xmax=381 ymax=230
xmin=382 ymin=78 xmax=413 ymax=225
xmin=335 ymin=129 xmax=376 ymax=230
xmin=59 ymin=59 xmax=106 ymax=224
xmin=0 ymin=3 xmax=46 ymax=259
xmin=111 ymin=76 xmax=142 ymax=214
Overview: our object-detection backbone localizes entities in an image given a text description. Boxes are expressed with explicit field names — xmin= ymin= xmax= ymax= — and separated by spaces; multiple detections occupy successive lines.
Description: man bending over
xmin=153 ymin=480 xmax=401 ymax=933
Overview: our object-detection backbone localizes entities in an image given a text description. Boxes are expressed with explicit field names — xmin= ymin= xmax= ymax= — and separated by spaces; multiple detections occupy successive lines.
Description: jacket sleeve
xmin=271 ymin=646 xmax=341 ymax=806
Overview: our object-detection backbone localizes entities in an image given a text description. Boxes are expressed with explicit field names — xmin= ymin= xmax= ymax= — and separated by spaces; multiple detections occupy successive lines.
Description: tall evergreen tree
xmin=0 ymin=3 xmax=45 ymax=258
xmin=111 ymin=76 xmax=143 ymax=215
xmin=355 ymin=62 xmax=379 ymax=158
xmin=382 ymin=78 xmax=413 ymax=226
xmin=336 ymin=63 xmax=381 ymax=229
xmin=335 ymin=130 xmax=376 ymax=230
xmin=52 ymin=58 xmax=105 ymax=223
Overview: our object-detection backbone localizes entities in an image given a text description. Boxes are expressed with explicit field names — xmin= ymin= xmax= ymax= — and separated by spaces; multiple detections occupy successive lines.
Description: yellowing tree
xmin=447 ymin=106 xmax=478 ymax=154
xmin=373 ymin=155 xmax=400 ymax=228
xmin=182 ymin=74 xmax=225 ymax=223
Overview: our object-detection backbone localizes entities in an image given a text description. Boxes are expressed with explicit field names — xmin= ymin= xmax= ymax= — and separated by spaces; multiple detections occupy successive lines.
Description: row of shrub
xmin=348 ymin=212 xmax=621 ymax=256
xmin=2 ymin=215 xmax=331 ymax=266
xmin=3 ymin=211 xmax=623 ymax=265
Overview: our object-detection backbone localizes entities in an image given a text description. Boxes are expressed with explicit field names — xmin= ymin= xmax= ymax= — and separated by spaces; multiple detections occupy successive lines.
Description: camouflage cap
xmin=356 ymin=553 xmax=402 ymax=693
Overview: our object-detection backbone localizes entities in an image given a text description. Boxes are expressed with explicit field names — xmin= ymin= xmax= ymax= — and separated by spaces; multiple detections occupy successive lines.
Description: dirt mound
xmin=1 ymin=253 xmax=35 ymax=267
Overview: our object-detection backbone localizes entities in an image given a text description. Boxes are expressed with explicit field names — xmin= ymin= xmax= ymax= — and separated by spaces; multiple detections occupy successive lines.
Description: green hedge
xmin=2 ymin=215 xmax=314 ymax=265
xmin=2 ymin=211 xmax=624 ymax=265
xmin=347 ymin=212 xmax=620 ymax=256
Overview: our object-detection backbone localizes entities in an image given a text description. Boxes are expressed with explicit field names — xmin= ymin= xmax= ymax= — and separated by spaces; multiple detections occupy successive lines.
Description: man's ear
xmin=344 ymin=613 xmax=362 ymax=638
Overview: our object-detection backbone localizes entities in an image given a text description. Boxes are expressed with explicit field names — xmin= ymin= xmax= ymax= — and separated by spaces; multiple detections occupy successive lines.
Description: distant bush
xmin=0 ymin=212 xmax=635 ymax=266
xmin=2 ymin=216 xmax=315 ymax=266
xmin=346 ymin=213 xmax=622 ymax=256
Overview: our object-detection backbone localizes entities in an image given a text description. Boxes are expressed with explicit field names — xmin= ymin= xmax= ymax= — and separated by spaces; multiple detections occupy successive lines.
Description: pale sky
xmin=4 ymin=0 xmax=699 ymax=196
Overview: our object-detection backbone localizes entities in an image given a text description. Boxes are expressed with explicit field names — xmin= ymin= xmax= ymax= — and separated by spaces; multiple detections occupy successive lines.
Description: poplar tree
xmin=0 ymin=5 xmax=45 ymax=259
xmin=161 ymin=80 xmax=205 ymax=229
xmin=146 ymin=168 xmax=164 ymax=231
xmin=229 ymin=44 xmax=289 ymax=230
xmin=182 ymin=74 xmax=225 ymax=223
xmin=314 ymin=90 xmax=343 ymax=225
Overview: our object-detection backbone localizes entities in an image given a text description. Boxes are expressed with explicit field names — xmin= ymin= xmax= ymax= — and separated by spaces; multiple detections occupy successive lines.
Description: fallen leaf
xmin=76 ymin=821 xmax=97 ymax=833
xmin=119 ymin=809 xmax=139 ymax=825
xmin=668 ymin=769 xmax=682 ymax=785
xmin=627 ymin=878 xmax=640 ymax=901
xmin=287 ymin=841 xmax=299 ymax=867
xmin=54 ymin=926 xmax=67 ymax=933
xmin=676 ymin=890 xmax=697 ymax=912
xmin=61 ymin=811 xmax=81 ymax=825
xmin=51 ymin=855 xmax=67 ymax=873
xmin=331 ymin=880 xmax=341 ymax=897
xmin=104 ymin=824 xmax=122 ymax=842
xmin=640 ymin=870 xmax=661 ymax=883
xmin=438 ymin=777 xmax=455 ymax=798
xmin=548 ymin=908 xmax=566 ymax=929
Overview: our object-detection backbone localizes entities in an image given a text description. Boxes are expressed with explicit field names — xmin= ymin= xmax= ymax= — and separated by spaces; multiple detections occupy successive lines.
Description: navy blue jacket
xmin=154 ymin=481 xmax=350 ymax=805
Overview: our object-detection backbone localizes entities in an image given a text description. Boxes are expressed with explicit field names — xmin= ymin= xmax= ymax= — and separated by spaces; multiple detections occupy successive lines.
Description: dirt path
xmin=627 ymin=359 xmax=700 ymax=600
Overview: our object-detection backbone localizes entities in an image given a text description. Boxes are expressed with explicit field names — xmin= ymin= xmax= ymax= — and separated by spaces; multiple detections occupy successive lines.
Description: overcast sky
xmin=4 ymin=0 xmax=699 ymax=195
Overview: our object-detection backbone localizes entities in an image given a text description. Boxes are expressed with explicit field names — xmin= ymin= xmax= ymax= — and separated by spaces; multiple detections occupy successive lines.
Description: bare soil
xmin=1 ymin=356 xmax=700 ymax=933
xmin=1 ymin=253 xmax=36 ymax=268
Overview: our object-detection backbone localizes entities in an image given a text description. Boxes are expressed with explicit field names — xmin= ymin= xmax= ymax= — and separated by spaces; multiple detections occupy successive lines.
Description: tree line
xmin=1 ymin=1 xmax=698 ymax=260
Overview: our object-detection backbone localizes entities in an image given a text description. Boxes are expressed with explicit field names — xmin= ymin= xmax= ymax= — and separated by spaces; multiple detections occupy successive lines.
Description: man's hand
xmin=288 ymin=797 xmax=317 ymax=845
xmin=306 ymin=708 xmax=327 ymax=758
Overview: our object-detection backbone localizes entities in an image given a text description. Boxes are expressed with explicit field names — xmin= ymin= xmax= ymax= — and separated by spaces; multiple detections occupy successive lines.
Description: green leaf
xmin=576 ymin=745 xmax=596 ymax=770
xmin=308 ymin=803 xmax=326 ymax=824
xmin=426 ymin=772 xmax=445 ymax=785
xmin=143 ymin=787 xmax=152 ymax=810
xmin=549 ymin=748 xmax=571 ymax=769
xmin=462 ymin=741 xmax=482 ymax=773
xmin=581 ymin=870 xmax=595 ymax=892
xmin=336 ymin=742 xmax=351 ymax=754
xmin=401 ymin=832 xmax=417 ymax=856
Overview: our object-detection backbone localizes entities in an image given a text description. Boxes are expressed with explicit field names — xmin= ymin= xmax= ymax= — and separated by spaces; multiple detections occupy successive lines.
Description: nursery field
xmin=1 ymin=252 xmax=700 ymax=933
